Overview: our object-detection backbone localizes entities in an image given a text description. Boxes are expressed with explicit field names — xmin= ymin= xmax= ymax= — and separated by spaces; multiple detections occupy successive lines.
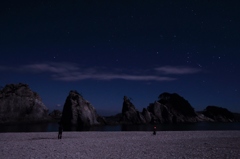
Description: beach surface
xmin=1 ymin=131 xmax=240 ymax=159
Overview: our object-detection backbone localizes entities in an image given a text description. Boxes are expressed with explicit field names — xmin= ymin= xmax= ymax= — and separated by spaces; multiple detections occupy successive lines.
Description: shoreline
xmin=1 ymin=131 xmax=240 ymax=158
xmin=1 ymin=122 xmax=240 ymax=133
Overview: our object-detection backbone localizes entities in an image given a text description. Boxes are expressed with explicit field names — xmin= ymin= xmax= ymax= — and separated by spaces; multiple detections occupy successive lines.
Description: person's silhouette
xmin=58 ymin=124 xmax=63 ymax=139
xmin=153 ymin=126 xmax=156 ymax=135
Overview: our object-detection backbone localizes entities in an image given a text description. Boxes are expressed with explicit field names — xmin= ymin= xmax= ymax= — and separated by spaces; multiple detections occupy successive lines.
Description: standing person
xmin=58 ymin=123 xmax=63 ymax=139
xmin=153 ymin=126 xmax=156 ymax=135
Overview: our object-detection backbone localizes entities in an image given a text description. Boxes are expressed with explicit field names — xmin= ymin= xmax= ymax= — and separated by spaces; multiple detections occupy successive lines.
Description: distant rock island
xmin=0 ymin=83 xmax=239 ymax=126
xmin=0 ymin=83 xmax=49 ymax=123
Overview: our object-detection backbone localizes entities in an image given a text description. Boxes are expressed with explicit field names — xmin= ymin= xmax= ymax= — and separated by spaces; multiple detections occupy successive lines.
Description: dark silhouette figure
xmin=153 ymin=126 xmax=156 ymax=135
xmin=58 ymin=124 xmax=63 ymax=139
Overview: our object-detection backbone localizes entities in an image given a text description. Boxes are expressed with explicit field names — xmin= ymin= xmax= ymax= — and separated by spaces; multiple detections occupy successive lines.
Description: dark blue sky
xmin=1 ymin=0 xmax=240 ymax=115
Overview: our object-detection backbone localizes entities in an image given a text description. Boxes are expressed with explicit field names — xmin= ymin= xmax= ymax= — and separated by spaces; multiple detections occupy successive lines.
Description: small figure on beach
xmin=58 ymin=123 xmax=63 ymax=139
xmin=153 ymin=126 xmax=156 ymax=135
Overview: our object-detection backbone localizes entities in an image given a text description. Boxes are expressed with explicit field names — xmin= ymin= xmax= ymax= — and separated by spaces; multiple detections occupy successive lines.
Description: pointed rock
xmin=61 ymin=90 xmax=99 ymax=127
xmin=147 ymin=101 xmax=174 ymax=123
xmin=121 ymin=96 xmax=146 ymax=124
xmin=142 ymin=108 xmax=151 ymax=123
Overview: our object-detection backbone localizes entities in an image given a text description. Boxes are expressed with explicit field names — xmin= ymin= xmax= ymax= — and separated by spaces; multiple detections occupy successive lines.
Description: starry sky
xmin=1 ymin=0 xmax=240 ymax=115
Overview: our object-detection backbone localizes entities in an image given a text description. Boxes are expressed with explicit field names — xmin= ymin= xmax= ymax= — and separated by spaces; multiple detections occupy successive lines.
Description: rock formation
xmin=61 ymin=90 xmax=100 ymax=127
xmin=1 ymin=82 xmax=235 ymax=125
xmin=0 ymin=83 xmax=49 ymax=123
xmin=146 ymin=100 xmax=198 ymax=123
xmin=233 ymin=113 xmax=240 ymax=121
xmin=119 ymin=93 xmax=199 ymax=124
xmin=148 ymin=92 xmax=198 ymax=123
xmin=120 ymin=96 xmax=146 ymax=124
xmin=92 ymin=92 xmax=237 ymax=124
xmin=49 ymin=110 xmax=62 ymax=120
xmin=158 ymin=92 xmax=197 ymax=117
xmin=142 ymin=108 xmax=151 ymax=123
xmin=147 ymin=101 xmax=174 ymax=123
xmin=202 ymin=106 xmax=236 ymax=122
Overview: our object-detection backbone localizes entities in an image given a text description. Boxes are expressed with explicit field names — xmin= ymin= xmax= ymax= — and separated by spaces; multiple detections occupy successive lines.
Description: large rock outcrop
xmin=146 ymin=101 xmax=198 ymax=123
xmin=107 ymin=92 xmax=237 ymax=124
xmin=147 ymin=101 xmax=174 ymax=123
xmin=119 ymin=93 xmax=199 ymax=124
xmin=158 ymin=92 xmax=197 ymax=117
xmin=202 ymin=106 xmax=236 ymax=122
xmin=142 ymin=108 xmax=151 ymax=123
xmin=146 ymin=92 xmax=198 ymax=123
xmin=61 ymin=90 xmax=100 ymax=127
xmin=0 ymin=83 xmax=49 ymax=123
xmin=120 ymin=96 xmax=146 ymax=124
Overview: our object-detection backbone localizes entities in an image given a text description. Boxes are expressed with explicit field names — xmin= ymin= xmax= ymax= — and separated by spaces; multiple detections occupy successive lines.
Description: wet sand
xmin=1 ymin=131 xmax=240 ymax=159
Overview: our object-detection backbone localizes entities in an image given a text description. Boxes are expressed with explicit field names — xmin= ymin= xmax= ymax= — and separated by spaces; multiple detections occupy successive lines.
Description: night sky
xmin=1 ymin=1 xmax=240 ymax=115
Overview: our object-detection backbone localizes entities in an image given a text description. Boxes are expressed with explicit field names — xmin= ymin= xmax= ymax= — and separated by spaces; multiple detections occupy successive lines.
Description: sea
xmin=0 ymin=122 xmax=240 ymax=132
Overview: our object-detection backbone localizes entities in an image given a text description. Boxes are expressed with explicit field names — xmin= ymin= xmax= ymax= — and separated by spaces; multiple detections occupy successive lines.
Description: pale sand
xmin=1 ymin=131 xmax=240 ymax=159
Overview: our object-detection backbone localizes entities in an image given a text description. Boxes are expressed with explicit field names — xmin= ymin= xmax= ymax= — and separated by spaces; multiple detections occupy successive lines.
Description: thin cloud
xmin=53 ymin=73 xmax=175 ymax=82
xmin=0 ymin=63 xmax=202 ymax=82
xmin=155 ymin=66 xmax=201 ymax=74
xmin=0 ymin=62 xmax=176 ymax=82
xmin=56 ymin=104 xmax=61 ymax=107
xmin=21 ymin=63 xmax=79 ymax=73
xmin=0 ymin=66 xmax=12 ymax=71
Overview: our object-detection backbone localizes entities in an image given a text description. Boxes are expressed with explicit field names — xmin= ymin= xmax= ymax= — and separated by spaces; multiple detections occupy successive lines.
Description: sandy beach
xmin=1 ymin=131 xmax=240 ymax=159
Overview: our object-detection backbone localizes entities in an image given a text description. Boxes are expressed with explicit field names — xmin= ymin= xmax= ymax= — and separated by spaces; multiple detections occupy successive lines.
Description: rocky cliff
xmin=115 ymin=93 xmax=238 ymax=124
xmin=120 ymin=96 xmax=146 ymax=124
xmin=202 ymin=106 xmax=236 ymax=122
xmin=1 ymin=83 xmax=236 ymax=125
xmin=118 ymin=93 xmax=199 ymax=124
xmin=0 ymin=83 xmax=49 ymax=123
xmin=61 ymin=90 xmax=100 ymax=127
xmin=146 ymin=101 xmax=198 ymax=123
xmin=157 ymin=92 xmax=197 ymax=117
xmin=151 ymin=92 xmax=198 ymax=123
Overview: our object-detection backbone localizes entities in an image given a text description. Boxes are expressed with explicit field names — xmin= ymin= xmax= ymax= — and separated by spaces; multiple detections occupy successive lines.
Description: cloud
xmin=56 ymin=104 xmax=61 ymax=107
xmin=22 ymin=62 xmax=177 ymax=82
xmin=53 ymin=73 xmax=175 ymax=82
xmin=0 ymin=66 xmax=12 ymax=71
xmin=0 ymin=62 xmax=201 ymax=82
xmin=155 ymin=66 xmax=201 ymax=74
xmin=21 ymin=63 xmax=79 ymax=73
